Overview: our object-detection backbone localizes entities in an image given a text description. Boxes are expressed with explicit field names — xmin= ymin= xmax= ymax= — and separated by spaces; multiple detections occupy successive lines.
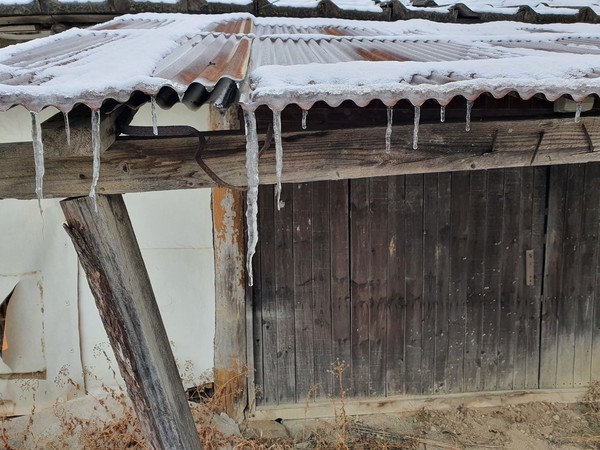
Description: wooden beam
xmin=42 ymin=106 xmax=133 ymax=157
xmin=250 ymin=388 xmax=588 ymax=421
xmin=61 ymin=195 xmax=202 ymax=450
xmin=2 ymin=117 xmax=600 ymax=199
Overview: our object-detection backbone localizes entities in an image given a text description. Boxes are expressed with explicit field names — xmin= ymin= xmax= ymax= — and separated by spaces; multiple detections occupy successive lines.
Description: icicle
xmin=178 ymin=91 xmax=185 ymax=103
xmin=151 ymin=96 xmax=158 ymax=136
xmin=413 ymin=106 xmax=420 ymax=150
xmin=385 ymin=107 xmax=393 ymax=154
xmin=30 ymin=112 xmax=44 ymax=215
xmin=440 ymin=105 xmax=446 ymax=123
xmin=575 ymin=102 xmax=582 ymax=123
xmin=273 ymin=110 xmax=285 ymax=210
xmin=244 ymin=110 xmax=260 ymax=286
xmin=63 ymin=111 xmax=71 ymax=146
xmin=466 ymin=100 xmax=473 ymax=132
xmin=89 ymin=109 xmax=101 ymax=213
xmin=301 ymin=109 xmax=308 ymax=130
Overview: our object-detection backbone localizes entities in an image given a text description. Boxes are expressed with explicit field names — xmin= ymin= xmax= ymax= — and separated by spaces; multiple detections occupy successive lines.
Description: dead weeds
xmin=7 ymin=369 xmax=600 ymax=449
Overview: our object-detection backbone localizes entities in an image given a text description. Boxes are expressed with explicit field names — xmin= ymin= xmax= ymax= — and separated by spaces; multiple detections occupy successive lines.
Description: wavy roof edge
xmin=1 ymin=0 xmax=600 ymax=25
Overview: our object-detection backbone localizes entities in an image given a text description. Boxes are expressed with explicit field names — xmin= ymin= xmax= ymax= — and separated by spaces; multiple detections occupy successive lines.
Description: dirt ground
xmin=267 ymin=400 xmax=600 ymax=449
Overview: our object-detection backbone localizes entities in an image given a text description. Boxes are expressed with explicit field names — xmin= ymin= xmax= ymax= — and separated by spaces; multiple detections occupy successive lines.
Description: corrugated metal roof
xmin=0 ymin=13 xmax=600 ymax=113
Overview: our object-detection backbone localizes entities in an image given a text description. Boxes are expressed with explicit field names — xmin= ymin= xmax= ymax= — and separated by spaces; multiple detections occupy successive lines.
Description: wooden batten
xmin=1 ymin=116 xmax=600 ymax=199
xmin=61 ymin=194 xmax=202 ymax=450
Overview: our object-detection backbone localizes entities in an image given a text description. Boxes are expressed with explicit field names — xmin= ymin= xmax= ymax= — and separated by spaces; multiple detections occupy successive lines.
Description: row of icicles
xmin=28 ymin=97 xmax=584 ymax=286
xmin=31 ymin=98 xmax=163 ymax=215
xmin=243 ymin=99 xmax=585 ymax=286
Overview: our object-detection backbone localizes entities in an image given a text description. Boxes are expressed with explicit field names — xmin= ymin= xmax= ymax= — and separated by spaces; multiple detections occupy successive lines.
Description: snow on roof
xmin=0 ymin=12 xmax=599 ymax=112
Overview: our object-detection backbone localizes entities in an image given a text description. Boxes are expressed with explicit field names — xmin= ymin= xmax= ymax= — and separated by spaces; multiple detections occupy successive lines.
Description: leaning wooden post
xmin=61 ymin=194 xmax=202 ymax=450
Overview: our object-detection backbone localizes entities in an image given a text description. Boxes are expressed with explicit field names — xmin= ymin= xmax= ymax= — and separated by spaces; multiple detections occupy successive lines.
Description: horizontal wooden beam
xmin=251 ymin=388 xmax=587 ymax=421
xmin=1 ymin=116 xmax=599 ymax=199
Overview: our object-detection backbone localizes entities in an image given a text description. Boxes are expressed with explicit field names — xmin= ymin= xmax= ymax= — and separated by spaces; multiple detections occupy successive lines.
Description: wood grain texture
xmin=275 ymin=183 xmax=296 ymax=403
xmin=293 ymin=183 xmax=315 ymax=402
xmin=540 ymin=166 xmax=568 ymax=388
xmin=386 ymin=176 xmax=406 ymax=396
xmin=213 ymin=188 xmax=247 ymax=421
xmin=350 ymin=178 xmax=371 ymax=397
xmin=4 ymin=117 xmax=600 ymax=199
xmin=61 ymin=195 xmax=201 ymax=450
xmin=329 ymin=180 xmax=351 ymax=396
xmin=312 ymin=181 xmax=333 ymax=398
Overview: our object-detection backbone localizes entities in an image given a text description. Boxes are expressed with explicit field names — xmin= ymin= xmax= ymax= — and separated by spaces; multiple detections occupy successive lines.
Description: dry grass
xmin=2 ymin=359 xmax=430 ymax=450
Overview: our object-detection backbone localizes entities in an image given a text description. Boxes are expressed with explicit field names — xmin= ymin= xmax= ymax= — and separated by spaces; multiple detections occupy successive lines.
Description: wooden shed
xmin=1 ymin=3 xmax=600 ymax=447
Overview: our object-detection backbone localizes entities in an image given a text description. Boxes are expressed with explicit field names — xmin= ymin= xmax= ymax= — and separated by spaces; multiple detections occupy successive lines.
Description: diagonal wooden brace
xmin=61 ymin=194 xmax=202 ymax=450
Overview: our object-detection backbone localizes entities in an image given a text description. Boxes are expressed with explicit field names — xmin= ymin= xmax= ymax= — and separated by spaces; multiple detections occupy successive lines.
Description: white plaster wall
xmin=0 ymin=103 xmax=216 ymax=413
xmin=79 ymin=188 xmax=216 ymax=390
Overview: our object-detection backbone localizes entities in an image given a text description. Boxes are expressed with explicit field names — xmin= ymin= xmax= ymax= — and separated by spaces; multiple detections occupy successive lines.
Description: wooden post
xmin=61 ymin=194 xmax=202 ymax=450
xmin=212 ymin=187 xmax=248 ymax=422
xmin=210 ymin=105 xmax=248 ymax=422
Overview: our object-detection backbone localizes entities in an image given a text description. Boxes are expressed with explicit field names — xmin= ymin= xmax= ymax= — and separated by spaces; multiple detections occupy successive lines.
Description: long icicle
xmin=575 ymin=102 xmax=582 ymax=123
xmin=273 ymin=110 xmax=285 ymax=210
xmin=466 ymin=100 xmax=473 ymax=132
xmin=151 ymin=96 xmax=159 ymax=135
xmin=30 ymin=112 xmax=44 ymax=215
xmin=301 ymin=109 xmax=308 ymax=130
xmin=413 ymin=106 xmax=420 ymax=150
xmin=244 ymin=110 xmax=260 ymax=286
xmin=89 ymin=109 xmax=101 ymax=212
xmin=440 ymin=105 xmax=446 ymax=123
xmin=63 ymin=111 xmax=71 ymax=146
xmin=385 ymin=107 xmax=393 ymax=154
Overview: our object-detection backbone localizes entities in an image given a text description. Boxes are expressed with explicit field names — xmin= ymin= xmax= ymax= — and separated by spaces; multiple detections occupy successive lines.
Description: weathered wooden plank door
xmin=540 ymin=163 xmax=600 ymax=389
xmin=252 ymin=166 xmax=554 ymax=405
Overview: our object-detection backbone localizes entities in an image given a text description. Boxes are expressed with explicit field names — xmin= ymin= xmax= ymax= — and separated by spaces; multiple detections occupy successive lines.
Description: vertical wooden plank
xmin=481 ymin=169 xmax=504 ymax=391
xmin=369 ymin=177 xmax=388 ymax=397
xmin=591 ymin=163 xmax=600 ymax=379
xmin=540 ymin=165 xmax=567 ymax=388
xmin=275 ymin=183 xmax=296 ymax=403
xmin=497 ymin=168 xmax=521 ymax=390
xmin=513 ymin=168 xmax=534 ymax=389
xmin=464 ymin=171 xmax=487 ymax=392
xmin=62 ymin=195 xmax=202 ymax=450
xmin=257 ymin=185 xmax=277 ymax=405
xmin=421 ymin=173 xmax=438 ymax=394
xmin=575 ymin=164 xmax=600 ymax=386
xmin=330 ymin=180 xmax=351 ymax=396
xmin=251 ymin=199 xmax=264 ymax=413
xmin=526 ymin=166 xmax=547 ymax=389
xmin=350 ymin=178 xmax=371 ymax=397
xmin=312 ymin=181 xmax=333 ymax=398
xmin=213 ymin=187 xmax=248 ymax=420
xmin=434 ymin=173 xmax=451 ymax=393
xmin=404 ymin=174 xmax=424 ymax=394
xmin=556 ymin=164 xmax=584 ymax=388
xmin=293 ymin=182 xmax=315 ymax=402
xmin=386 ymin=176 xmax=406 ymax=395
xmin=446 ymin=171 xmax=469 ymax=392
